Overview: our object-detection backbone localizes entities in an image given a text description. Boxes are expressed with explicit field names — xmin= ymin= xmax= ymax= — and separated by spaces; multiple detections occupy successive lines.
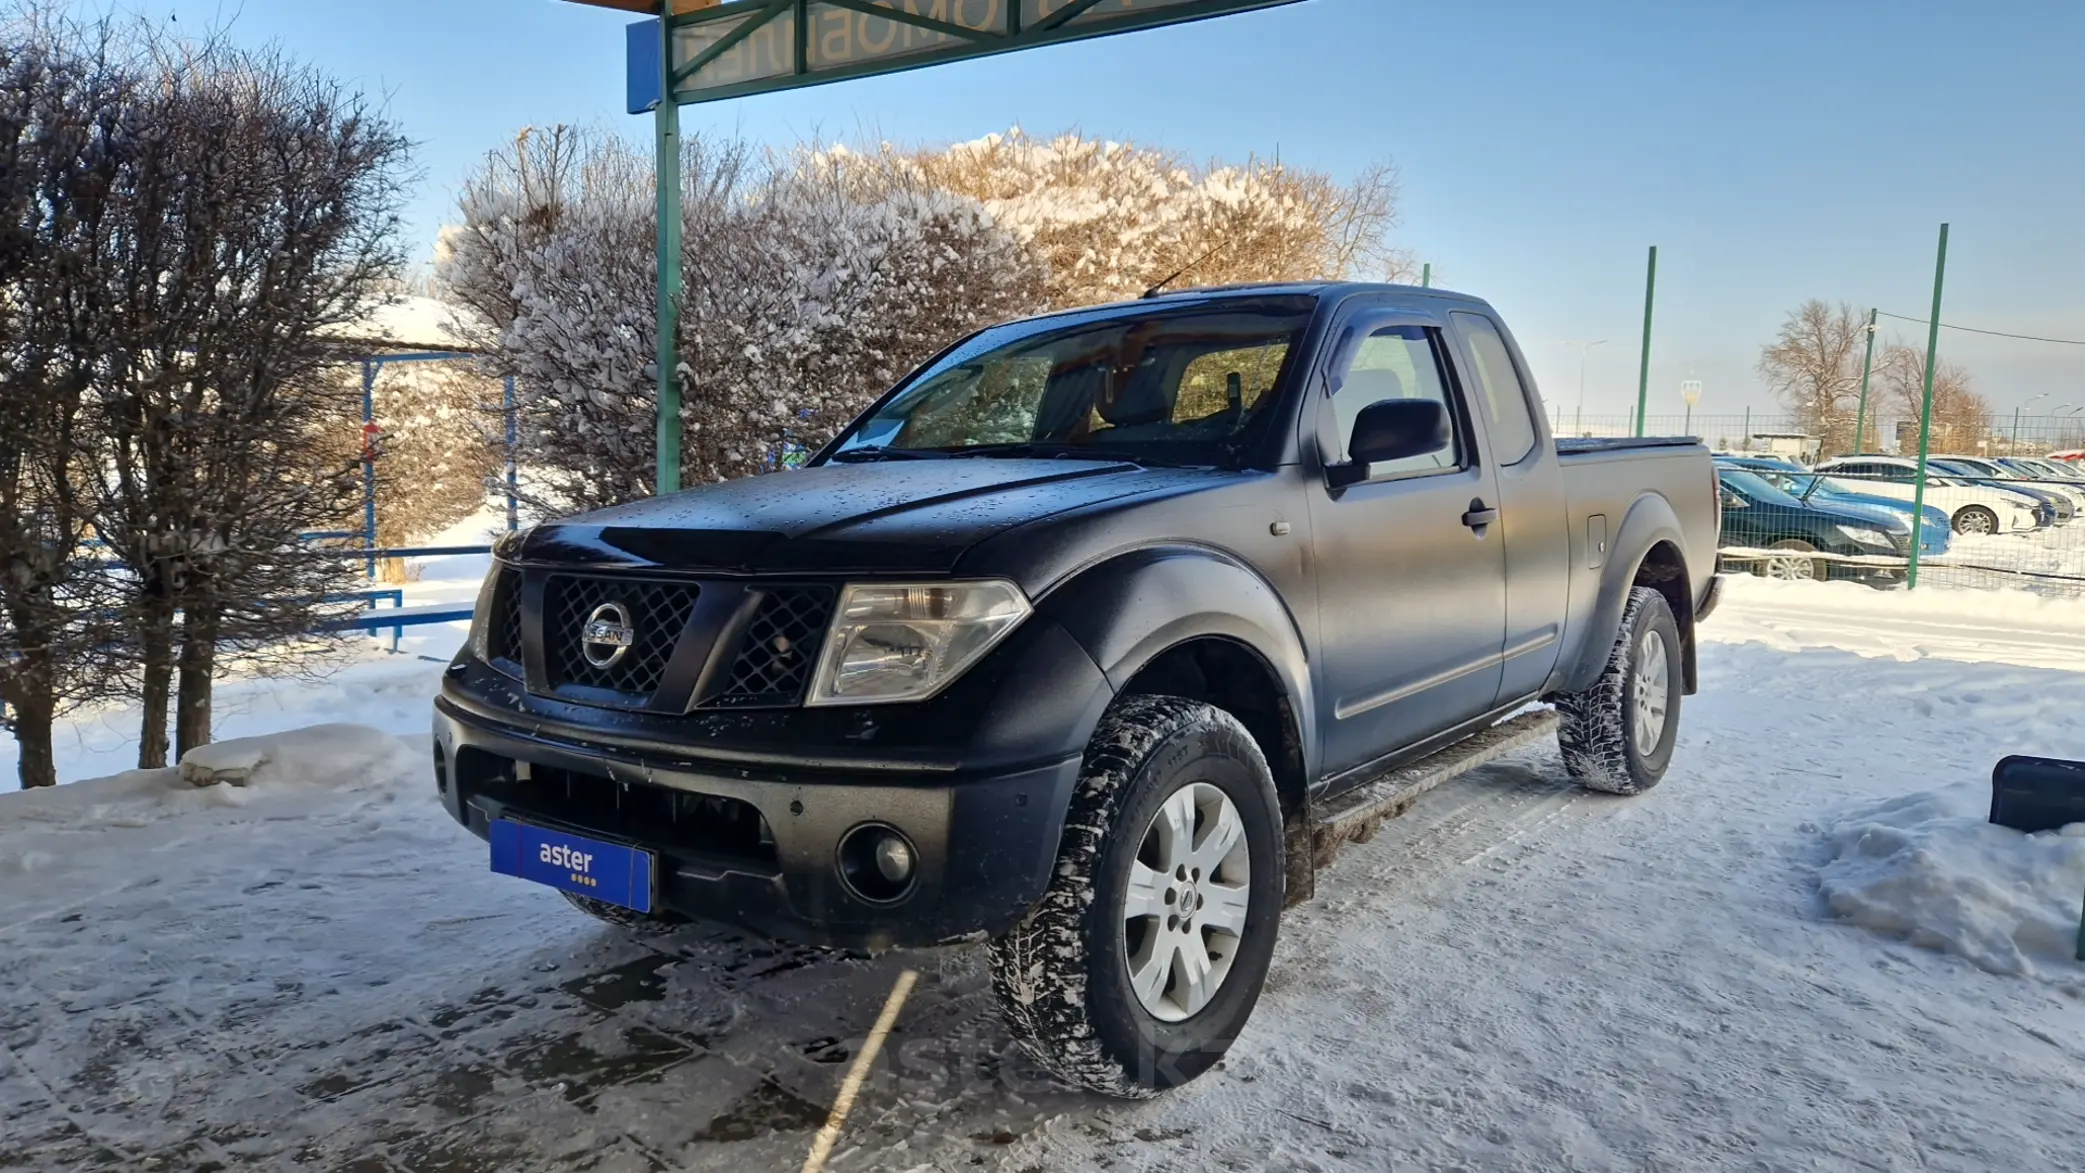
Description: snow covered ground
xmin=3 ymin=576 xmax=2084 ymax=1171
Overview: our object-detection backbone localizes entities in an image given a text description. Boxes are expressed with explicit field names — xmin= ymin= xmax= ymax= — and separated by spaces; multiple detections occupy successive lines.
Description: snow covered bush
xmin=902 ymin=129 xmax=1409 ymax=308
xmin=439 ymin=128 xmax=1045 ymax=512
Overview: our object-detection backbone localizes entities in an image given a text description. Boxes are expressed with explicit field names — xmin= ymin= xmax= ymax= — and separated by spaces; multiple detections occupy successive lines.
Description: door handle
xmin=1462 ymin=500 xmax=1500 ymax=529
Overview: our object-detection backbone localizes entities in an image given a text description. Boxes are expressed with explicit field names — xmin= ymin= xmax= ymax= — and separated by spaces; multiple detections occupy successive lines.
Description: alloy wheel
xmin=1633 ymin=628 xmax=1670 ymax=757
xmin=1121 ymin=782 xmax=1251 ymax=1023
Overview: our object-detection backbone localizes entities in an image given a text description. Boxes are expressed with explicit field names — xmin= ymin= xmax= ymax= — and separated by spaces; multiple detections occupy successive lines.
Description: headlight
xmin=806 ymin=580 xmax=1031 ymax=706
xmin=466 ymin=566 xmax=504 ymax=662
xmin=1832 ymin=524 xmax=1897 ymax=549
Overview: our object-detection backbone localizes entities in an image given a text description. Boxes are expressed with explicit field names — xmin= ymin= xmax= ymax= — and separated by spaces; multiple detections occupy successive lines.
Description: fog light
xmin=838 ymin=824 xmax=917 ymax=903
xmin=874 ymin=835 xmax=914 ymax=883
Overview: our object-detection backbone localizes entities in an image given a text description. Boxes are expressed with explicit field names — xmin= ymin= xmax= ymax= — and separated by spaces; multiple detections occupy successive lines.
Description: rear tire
xmin=990 ymin=695 xmax=1284 ymax=1098
xmin=1953 ymin=505 xmax=1998 ymax=535
xmin=561 ymin=891 xmax=689 ymax=934
xmin=1554 ymin=586 xmax=1682 ymax=796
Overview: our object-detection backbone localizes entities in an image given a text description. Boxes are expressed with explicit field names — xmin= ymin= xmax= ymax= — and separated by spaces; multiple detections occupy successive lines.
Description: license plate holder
xmin=490 ymin=819 xmax=655 ymax=914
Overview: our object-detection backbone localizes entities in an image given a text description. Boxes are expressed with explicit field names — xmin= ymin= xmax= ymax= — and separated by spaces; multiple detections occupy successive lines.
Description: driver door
xmin=1304 ymin=313 xmax=1507 ymax=784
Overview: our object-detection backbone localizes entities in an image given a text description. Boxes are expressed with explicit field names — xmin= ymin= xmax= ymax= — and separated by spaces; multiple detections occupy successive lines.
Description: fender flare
xmin=1555 ymin=493 xmax=1694 ymax=696
xmin=1034 ymin=545 xmax=1320 ymax=789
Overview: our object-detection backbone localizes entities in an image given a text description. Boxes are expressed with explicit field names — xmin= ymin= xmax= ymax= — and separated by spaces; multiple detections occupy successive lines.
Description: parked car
xmin=1716 ymin=468 xmax=1918 ymax=584
xmin=1813 ymin=456 xmax=2044 ymax=535
xmin=1716 ymin=461 xmax=1952 ymax=559
xmin=432 ymin=282 xmax=1722 ymax=1097
xmin=1928 ymin=455 xmax=2079 ymax=524
xmin=2005 ymin=456 xmax=2085 ymax=486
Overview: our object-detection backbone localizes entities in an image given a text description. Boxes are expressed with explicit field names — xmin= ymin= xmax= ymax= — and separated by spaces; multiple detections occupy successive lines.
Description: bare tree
xmin=0 ymin=18 xmax=134 ymax=786
xmin=74 ymin=29 xmax=413 ymax=762
xmin=1878 ymin=343 xmax=1991 ymax=456
xmin=1757 ymin=300 xmax=1873 ymax=455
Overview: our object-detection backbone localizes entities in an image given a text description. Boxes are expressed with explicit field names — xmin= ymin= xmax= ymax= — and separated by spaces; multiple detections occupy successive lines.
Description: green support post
xmin=1634 ymin=245 xmax=1657 ymax=437
xmin=653 ymin=15 xmax=683 ymax=495
xmin=1905 ymin=224 xmax=1950 ymax=590
xmin=1853 ymin=307 xmax=1877 ymax=454
xmin=1421 ymin=262 xmax=1431 ymax=288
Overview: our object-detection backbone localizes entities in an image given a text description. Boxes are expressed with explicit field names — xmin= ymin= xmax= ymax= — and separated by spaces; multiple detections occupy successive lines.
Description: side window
xmin=1328 ymin=324 xmax=1459 ymax=477
xmin=1452 ymin=312 xmax=1539 ymax=464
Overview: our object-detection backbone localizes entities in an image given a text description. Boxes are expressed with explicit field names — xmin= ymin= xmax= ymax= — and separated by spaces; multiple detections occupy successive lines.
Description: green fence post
xmin=1421 ymin=262 xmax=1431 ymax=288
xmin=1634 ymin=245 xmax=1657 ymax=437
xmin=1854 ymin=307 xmax=1877 ymax=454
xmin=653 ymin=14 xmax=683 ymax=495
xmin=1905 ymin=224 xmax=1950 ymax=590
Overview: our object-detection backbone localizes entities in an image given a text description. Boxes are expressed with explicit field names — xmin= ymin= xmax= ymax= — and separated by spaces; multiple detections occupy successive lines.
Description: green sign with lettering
xmin=625 ymin=0 xmax=1305 ymax=111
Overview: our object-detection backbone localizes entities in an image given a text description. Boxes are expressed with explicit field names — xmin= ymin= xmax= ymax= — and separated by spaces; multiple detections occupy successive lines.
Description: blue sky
xmin=131 ymin=0 xmax=2083 ymax=421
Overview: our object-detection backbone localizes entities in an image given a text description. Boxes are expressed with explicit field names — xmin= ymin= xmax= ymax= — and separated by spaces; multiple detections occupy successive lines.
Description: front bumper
xmin=434 ymin=695 xmax=1083 ymax=950
xmin=429 ymin=614 xmax=1112 ymax=951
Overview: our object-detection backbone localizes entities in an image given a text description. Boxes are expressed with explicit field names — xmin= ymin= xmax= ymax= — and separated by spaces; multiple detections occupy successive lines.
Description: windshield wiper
xmin=944 ymin=442 xmax=1187 ymax=466
xmin=828 ymin=445 xmax=949 ymax=463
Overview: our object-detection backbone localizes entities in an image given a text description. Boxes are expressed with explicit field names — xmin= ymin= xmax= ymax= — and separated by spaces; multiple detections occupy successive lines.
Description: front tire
xmin=1953 ymin=505 xmax=1998 ymax=535
xmin=990 ymin=695 xmax=1285 ymax=1098
xmin=1555 ymin=586 xmax=1682 ymax=796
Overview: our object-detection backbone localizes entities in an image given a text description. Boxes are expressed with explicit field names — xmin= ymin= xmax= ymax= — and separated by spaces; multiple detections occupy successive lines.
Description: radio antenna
xmin=1140 ymin=237 xmax=1237 ymax=300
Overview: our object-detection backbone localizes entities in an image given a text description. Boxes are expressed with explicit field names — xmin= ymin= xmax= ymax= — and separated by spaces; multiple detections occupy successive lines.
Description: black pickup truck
xmin=433 ymin=282 xmax=1721 ymax=1097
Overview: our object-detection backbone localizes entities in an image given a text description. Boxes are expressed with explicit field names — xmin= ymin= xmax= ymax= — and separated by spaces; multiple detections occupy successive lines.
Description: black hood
xmin=517 ymin=459 xmax=1187 ymax=575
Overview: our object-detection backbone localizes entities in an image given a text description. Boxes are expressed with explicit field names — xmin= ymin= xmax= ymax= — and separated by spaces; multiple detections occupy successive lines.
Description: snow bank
xmin=0 ymin=724 xmax=423 ymax=839
xmin=1818 ymin=788 xmax=2085 ymax=986
xmin=1719 ymin=574 xmax=2085 ymax=635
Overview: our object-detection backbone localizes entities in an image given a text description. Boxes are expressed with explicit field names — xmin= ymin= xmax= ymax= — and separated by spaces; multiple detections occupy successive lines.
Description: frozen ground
xmin=3 ymin=577 xmax=2084 ymax=1171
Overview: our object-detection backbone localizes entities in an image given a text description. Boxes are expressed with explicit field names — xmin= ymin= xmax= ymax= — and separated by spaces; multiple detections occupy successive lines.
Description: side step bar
xmin=1310 ymin=708 xmax=1560 ymax=870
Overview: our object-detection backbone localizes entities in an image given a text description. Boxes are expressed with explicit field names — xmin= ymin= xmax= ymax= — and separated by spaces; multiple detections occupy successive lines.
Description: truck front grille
xmin=543 ymin=575 xmax=698 ymax=698
xmin=707 ymin=586 xmax=836 ymax=708
xmin=487 ymin=569 xmax=524 ymax=672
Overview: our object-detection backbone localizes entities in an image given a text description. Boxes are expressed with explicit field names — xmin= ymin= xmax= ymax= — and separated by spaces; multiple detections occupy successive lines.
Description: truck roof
xmin=1000 ymin=281 xmax=1493 ymax=332
xmin=1138 ymin=279 xmax=1490 ymax=307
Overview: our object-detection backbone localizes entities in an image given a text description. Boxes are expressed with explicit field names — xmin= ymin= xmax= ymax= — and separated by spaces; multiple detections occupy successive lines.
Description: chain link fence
xmin=1556 ymin=409 xmax=2085 ymax=598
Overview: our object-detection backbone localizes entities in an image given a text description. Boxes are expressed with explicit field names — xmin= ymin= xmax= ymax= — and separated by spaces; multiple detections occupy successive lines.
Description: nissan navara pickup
xmin=433 ymin=282 xmax=1722 ymax=1097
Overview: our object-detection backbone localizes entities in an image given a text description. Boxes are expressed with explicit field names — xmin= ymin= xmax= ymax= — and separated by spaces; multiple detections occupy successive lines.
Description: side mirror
xmin=1720 ymin=488 xmax=1748 ymax=510
xmin=1329 ymin=399 xmax=1450 ymax=488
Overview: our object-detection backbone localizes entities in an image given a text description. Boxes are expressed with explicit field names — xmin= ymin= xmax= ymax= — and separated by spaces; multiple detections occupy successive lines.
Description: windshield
xmin=1719 ymin=469 xmax=1806 ymax=509
xmin=1942 ymin=458 xmax=2005 ymax=477
xmin=827 ymin=297 xmax=1317 ymax=466
xmin=1752 ymin=470 xmax=1829 ymax=500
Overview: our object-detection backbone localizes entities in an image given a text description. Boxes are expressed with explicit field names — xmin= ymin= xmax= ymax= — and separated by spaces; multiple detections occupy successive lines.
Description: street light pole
xmin=1566 ymin=340 xmax=1606 ymax=434
xmin=1853 ymin=307 xmax=1878 ymax=454
xmin=2013 ymin=393 xmax=2049 ymax=456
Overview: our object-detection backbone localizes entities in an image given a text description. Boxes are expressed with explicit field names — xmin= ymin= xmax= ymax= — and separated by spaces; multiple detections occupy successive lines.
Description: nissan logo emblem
xmin=580 ymin=602 xmax=636 ymax=669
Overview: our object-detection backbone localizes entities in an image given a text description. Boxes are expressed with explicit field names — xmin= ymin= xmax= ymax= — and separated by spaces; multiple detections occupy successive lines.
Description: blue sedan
xmin=1713 ymin=458 xmax=1951 ymax=559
